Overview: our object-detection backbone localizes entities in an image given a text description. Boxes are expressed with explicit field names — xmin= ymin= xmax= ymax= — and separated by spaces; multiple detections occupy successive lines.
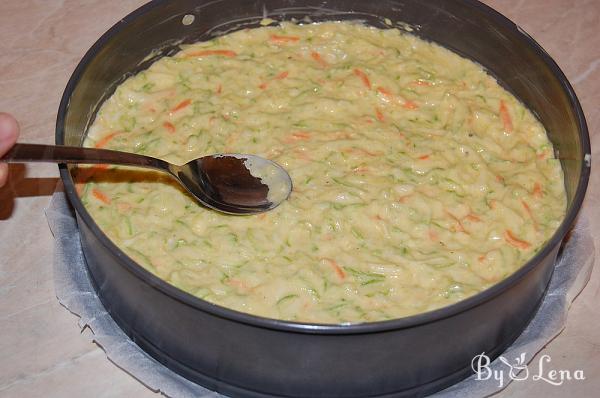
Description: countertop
xmin=0 ymin=1 xmax=598 ymax=396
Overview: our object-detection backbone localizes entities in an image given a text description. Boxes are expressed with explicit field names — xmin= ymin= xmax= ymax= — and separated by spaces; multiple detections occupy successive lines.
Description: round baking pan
xmin=56 ymin=0 xmax=591 ymax=396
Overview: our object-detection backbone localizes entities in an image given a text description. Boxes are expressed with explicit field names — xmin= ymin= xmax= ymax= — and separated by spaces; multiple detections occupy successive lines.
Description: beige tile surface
xmin=0 ymin=0 xmax=598 ymax=396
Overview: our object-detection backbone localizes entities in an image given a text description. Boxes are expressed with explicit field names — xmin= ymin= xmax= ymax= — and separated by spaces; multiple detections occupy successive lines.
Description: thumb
xmin=0 ymin=113 xmax=20 ymax=156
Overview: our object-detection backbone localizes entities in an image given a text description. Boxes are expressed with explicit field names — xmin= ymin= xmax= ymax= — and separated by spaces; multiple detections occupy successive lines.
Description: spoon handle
xmin=1 ymin=143 xmax=170 ymax=170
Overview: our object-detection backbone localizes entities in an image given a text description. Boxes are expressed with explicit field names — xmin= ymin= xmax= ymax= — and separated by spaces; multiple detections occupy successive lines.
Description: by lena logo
xmin=471 ymin=352 xmax=585 ymax=387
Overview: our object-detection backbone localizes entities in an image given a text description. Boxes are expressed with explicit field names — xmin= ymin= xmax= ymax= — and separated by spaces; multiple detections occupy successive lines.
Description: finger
xmin=0 ymin=112 xmax=20 ymax=157
xmin=0 ymin=164 xmax=7 ymax=187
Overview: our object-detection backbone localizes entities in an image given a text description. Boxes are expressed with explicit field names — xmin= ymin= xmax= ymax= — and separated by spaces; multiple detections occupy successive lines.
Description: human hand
xmin=0 ymin=113 xmax=20 ymax=187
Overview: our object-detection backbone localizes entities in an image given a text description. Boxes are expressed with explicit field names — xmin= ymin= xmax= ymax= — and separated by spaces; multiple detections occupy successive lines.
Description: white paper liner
xmin=46 ymin=190 xmax=594 ymax=397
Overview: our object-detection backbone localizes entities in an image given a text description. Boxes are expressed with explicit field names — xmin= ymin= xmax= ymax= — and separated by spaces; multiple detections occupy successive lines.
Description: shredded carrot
xmin=323 ymin=258 xmax=346 ymax=280
xmin=353 ymin=165 xmax=370 ymax=173
xmin=171 ymin=99 xmax=191 ymax=113
xmin=116 ymin=202 xmax=132 ymax=212
xmin=310 ymin=51 xmax=328 ymax=67
xmin=532 ymin=182 xmax=543 ymax=198
xmin=496 ymin=174 xmax=505 ymax=183
xmin=403 ymin=100 xmax=419 ymax=110
xmin=412 ymin=80 xmax=433 ymax=86
xmin=275 ymin=71 xmax=289 ymax=80
xmin=163 ymin=121 xmax=176 ymax=133
xmin=418 ymin=154 xmax=430 ymax=160
xmin=216 ymin=84 xmax=222 ymax=95
xmin=227 ymin=278 xmax=252 ymax=292
xmin=290 ymin=131 xmax=311 ymax=140
xmin=446 ymin=211 xmax=467 ymax=233
xmin=270 ymin=34 xmax=300 ymax=43
xmin=92 ymin=188 xmax=111 ymax=205
xmin=375 ymin=107 xmax=385 ymax=122
xmin=283 ymin=132 xmax=312 ymax=144
xmin=353 ymin=68 xmax=371 ymax=89
xmin=398 ymin=194 xmax=412 ymax=203
xmin=94 ymin=132 xmax=119 ymax=149
xmin=293 ymin=148 xmax=312 ymax=161
xmin=376 ymin=86 xmax=393 ymax=98
xmin=428 ymin=229 xmax=439 ymax=241
xmin=260 ymin=71 xmax=289 ymax=90
xmin=478 ymin=254 xmax=486 ymax=262
xmin=504 ymin=229 xmax=531 ymax=249
xmin=521 ymin=200 xmax=539 ymax=231
xmin=464 ymin=213 xmax=482 ymax=222
xmin=186 ymin=49 xmax=237 ymax=58
xmin=499 ymin=100 xmax=513 ymax=132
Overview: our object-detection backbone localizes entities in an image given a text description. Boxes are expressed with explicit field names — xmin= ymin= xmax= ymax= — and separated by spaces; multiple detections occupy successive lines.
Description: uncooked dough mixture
xmin=77 ymin=22 xmax=566 ymax=324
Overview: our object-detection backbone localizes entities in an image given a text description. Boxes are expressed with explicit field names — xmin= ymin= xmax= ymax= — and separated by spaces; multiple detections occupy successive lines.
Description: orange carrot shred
xmin=323 ymin=258 xmax=346 ymax=280
xmin=292 ymin=132 xmax=311 ymax=140
xmin=532 ymin=182 xmax=543 ymax=198
xmin=445 ymin=211 xmax=467 ymax=233
xmin=464 ymin=213 xmax=482 ymax=222
xmin=504 ymin=230 xmax=531 ymax=249
xmin=499 ymin=100 xmax=513 ymax=132
xmin=171 ymin=99 xmax=191 ymax=113
xmin=216 ymin=84 xmax=222 ymax=94
xmin=259 ymin=82 xmax=268 ymax=90
xmin=428 ymin=229 xmax=439 ymax=241
xmin=353 ymin=68 xmax=371 ymax=89
xmin=418 ymin=154 xmax=430 ymax=160
xmin=92 ymin=189 xmax=111 ymax=205
xmin=186 ymin=50 xmax=237 ymax=58
xmin=478 ymin=254 xmax=486 ymax=262
xmin=275 ymin=71 xmax=289 ymax=80
xmin=163 ymin=121 xmax=176 ymax=133
xmin=375 ymin=107 xmax=385 ymax=122
xmin=521 ymin=200 xmax=539 ymax=231
xmin=270 ymin=34 xmax=300 ymax=43
xmin=94 ymin=132 xmax=119 ymax=149
xmin=116 ymin=202 xmax=132 ymax=212
xmin=376 ymin=86 xmax=393 ymax=98
xmin=310 ymin=51 xmax=328 ymax=67
xmin=403 ymin=100 xmax=419 ymax=110
xmin=353 ymin=166 xmax=370 ymax=173
xmin=398 ymin=194 xmax=412 ymax=203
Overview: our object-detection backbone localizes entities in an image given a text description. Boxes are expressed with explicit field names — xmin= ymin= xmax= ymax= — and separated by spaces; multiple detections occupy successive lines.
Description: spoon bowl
xmin=1 ymin=143 xmax=292 ymax=214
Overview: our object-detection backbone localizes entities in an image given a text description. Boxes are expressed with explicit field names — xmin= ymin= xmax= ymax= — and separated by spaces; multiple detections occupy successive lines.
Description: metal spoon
xmin=1 ymin=143 xmax=292 ymax=215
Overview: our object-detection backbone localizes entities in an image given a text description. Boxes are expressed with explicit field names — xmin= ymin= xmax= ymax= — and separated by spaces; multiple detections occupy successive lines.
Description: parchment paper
xmin=46 ymin=190 xmax=594 ymax=397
